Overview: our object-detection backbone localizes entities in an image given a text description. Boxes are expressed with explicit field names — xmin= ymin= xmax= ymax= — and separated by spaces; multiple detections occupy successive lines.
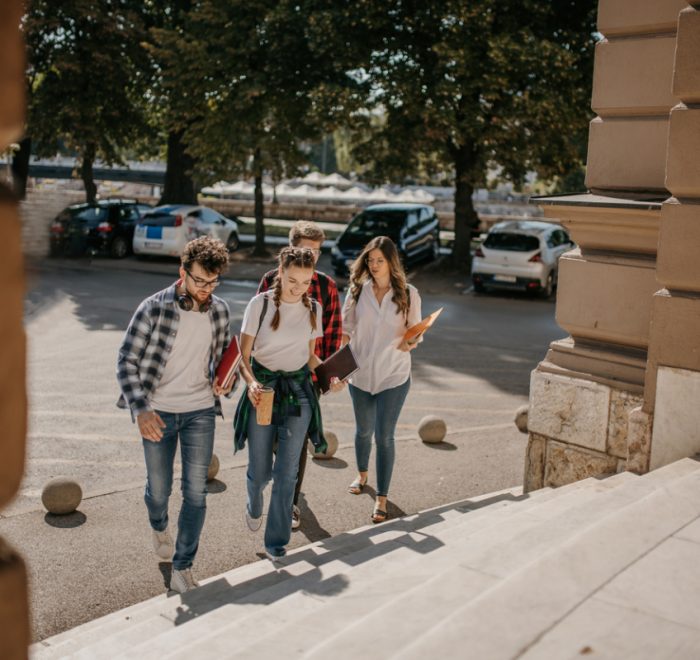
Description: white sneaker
xmin=246 ymin=508 xmax=263 ymax=532
xmin=291 ymin=505 xmax=301 ymax=530
xmin=171 ymin=568 xmax=200 ymax=594
xmin=265 ymin=549 xmax=286 ymax=563
xmin=152 ymin=527 xmax=174 ymax=560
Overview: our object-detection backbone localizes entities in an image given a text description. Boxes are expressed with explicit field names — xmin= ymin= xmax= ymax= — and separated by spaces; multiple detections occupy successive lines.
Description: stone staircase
xmin=31 ymin=457 xmax=700 ymax=659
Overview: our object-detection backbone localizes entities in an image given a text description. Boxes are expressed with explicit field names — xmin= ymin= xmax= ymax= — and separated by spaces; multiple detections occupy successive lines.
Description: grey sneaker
xmin=171 ymin=568 xmax=200 ymax=594
xmin=291 ymin=505 xmax=301 ymax=530
xmin=152 ymin=527 xmax=173 ymax=560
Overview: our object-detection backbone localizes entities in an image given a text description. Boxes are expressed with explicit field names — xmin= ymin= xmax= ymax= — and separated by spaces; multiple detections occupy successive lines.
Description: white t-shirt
xmin=150 ymin=308 xmax=214 ymax=413
xmin=242 ymin=293 xmax=322 ymax=372
xmin=342 ymin=280 xmax=422 ymax=394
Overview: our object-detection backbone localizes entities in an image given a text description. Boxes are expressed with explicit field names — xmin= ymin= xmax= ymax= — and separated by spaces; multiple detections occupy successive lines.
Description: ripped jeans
xmin=245 ymin=380 xmax=311 ymax=555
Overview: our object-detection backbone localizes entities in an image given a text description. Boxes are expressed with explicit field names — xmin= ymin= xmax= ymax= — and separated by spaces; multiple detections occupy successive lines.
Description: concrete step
xmin=34 ymin=458 xmax=700 ymax=660
xmin=152 ymin=474 xmax=640 ymax=658
xmin=234 ymin=464 xmax=699 ymax=659
xmin=395 ymin=467 xmax=700 ymax=659
xmin=31 ymin=486 xmax=531 ymax=659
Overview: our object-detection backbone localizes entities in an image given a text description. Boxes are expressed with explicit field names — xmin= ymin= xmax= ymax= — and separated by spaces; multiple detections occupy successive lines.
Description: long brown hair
xmin=269 ymin=246 xmax=317 ymax=331
xmin=349 ymin=236 xmax=410 ymax=320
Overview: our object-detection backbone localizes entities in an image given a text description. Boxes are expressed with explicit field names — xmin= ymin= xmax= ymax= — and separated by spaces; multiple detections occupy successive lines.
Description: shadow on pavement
xmin=311 ymin=456 xmax=348 ymax=470
xmin=423 ymin=441 xmax=458 ymax=451
xmin=44 ymin=511 xmax=87 ymax=528
xmin=206 ymin=479 xmax=227 ymax=495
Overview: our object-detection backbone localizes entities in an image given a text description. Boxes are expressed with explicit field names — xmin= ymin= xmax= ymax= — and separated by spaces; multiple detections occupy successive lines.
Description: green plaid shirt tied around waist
xmin=233 ymin=360 xmax=327 ymax=455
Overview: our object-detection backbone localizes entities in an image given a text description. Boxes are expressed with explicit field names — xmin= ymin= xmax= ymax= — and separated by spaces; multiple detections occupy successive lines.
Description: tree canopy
xmin=346 ymin=0 xmax=597 ymax=266
xmin=24 ymin=0 xmax=153 ymax=202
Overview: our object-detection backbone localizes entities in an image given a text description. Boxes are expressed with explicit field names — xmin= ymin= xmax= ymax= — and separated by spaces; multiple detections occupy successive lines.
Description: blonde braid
xmin=301 ymin=291 xmax=317 ymax=331
xmin=271 ymin=276 xmax=283 ymax=330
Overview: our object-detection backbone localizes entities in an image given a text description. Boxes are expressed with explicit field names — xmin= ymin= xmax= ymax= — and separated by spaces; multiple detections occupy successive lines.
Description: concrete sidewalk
xmin=3 ymin=424 xmax=527 ymax=642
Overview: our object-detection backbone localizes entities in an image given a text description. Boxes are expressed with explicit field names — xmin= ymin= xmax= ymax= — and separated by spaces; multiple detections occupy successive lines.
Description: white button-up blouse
xmin=342 ymin=280 xmax=422 ymax=394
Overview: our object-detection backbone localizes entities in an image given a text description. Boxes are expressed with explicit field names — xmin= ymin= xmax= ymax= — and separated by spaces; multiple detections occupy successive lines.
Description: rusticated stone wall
xmin=0 ymin=1 xmax=30 ymax=658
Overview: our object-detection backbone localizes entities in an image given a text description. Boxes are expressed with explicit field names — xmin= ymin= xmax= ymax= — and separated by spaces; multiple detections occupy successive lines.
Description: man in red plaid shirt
xmin=257 ymin=220 xmax=342 ymax=530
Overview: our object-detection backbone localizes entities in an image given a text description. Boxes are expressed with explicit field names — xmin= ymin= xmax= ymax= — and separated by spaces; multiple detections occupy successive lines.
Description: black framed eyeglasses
xmin=185 ymin=269 xmax=221 ymax=289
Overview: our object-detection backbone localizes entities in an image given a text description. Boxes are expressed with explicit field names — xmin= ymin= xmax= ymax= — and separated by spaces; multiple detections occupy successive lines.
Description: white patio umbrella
xmin=320 ymin=173 xmax=352 ymax=189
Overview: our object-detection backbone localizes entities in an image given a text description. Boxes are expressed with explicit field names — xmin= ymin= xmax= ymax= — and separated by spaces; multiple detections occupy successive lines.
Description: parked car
xmin=132 ymin=205 xmax=240 ymax=258
xmin=471 ymin=220 xmax=574 ymax=297
xmin=330 ymin=203 xmax=440 ymax=277
xmin=49 ymin=199 xmax=152 ymax=258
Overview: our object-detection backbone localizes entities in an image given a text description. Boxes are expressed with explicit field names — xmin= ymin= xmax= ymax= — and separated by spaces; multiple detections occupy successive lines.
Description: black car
xmin=330 ymin=203 xmax=440 ymax=277
xmin=49 ymin=199 xmax=152 ymax=258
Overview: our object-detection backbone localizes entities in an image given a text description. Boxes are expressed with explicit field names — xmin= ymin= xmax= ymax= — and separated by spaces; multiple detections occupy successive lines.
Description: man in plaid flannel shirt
xmin=117 ymin=237 xmax=235 ymax=594
xmin=258 ymin=221 xmax=342 ymax=530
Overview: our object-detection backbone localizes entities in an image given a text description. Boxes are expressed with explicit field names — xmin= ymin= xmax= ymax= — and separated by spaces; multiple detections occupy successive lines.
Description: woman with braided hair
xmin=342 ymin=236 xmax=422 ymax=523
xmin=234 ymin=247 xmax=344 ymax=560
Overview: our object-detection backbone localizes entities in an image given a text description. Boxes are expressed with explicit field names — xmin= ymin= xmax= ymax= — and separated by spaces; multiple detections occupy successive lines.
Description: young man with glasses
xmin=257 ymin=221 xmax=342 ymax=530
xmin=117 ymin=236 xmax=234 ymax=593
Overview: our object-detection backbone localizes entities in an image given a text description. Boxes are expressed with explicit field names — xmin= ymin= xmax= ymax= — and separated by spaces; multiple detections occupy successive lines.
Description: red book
xmin=215 ymin=336 xmax=242 ymax=388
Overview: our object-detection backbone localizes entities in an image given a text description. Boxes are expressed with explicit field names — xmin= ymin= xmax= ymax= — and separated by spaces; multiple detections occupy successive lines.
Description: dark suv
xmin=330 ymin=203 xmax=440 ymax=277
xmin=49 ymin=199 xmax=152 ymax=258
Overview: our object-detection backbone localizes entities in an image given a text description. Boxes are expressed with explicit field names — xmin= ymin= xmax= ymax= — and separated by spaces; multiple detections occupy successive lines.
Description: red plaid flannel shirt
xmin=257 ymin=269 xmax=343 ymax=362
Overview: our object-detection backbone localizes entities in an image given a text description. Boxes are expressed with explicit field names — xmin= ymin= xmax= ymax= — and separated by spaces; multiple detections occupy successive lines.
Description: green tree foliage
xmin=350 ymin=0 xmax=597 ymax=269
xmin=24 ymin=0 xmax=152 ymax=202
xmin=150 ymin=0 xmax=369 ymax=254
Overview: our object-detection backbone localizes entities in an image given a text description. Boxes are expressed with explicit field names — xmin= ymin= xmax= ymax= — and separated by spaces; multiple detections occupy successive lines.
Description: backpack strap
xmin=252 ymin=294 xmax=269 ymax=351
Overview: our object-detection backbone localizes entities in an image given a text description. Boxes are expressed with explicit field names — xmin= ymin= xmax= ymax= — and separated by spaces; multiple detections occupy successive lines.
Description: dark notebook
xmin=315 ymin=344 xmax=359 ymax=394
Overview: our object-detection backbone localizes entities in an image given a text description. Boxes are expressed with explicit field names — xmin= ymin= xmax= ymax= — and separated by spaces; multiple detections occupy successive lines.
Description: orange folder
xmin=403 ymin=307 xmax=443 ymax=344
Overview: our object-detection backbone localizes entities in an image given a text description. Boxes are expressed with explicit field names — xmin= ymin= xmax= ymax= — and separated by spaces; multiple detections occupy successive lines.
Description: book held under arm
xmin=403 ymin=307 xmax=443 ymax=345
xmin=315 ymin=344 xmax=359 ymax=394
xmin=215 ymin=336 xmax=242 ymax=389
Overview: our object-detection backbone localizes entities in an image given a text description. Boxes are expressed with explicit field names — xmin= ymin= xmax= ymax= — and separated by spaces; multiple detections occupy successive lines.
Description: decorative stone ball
xmin=207 ymin=453 xmax=220 ymax=481
xmin=418 ymin=416 xmax=447 ymax=443
xmin=309 ymin=431 xmax=338 ymax=459
xmin=514 ymin=405 xmax=529 ymax=434
xmin=41 ymin=477 xmax=82 ymax=515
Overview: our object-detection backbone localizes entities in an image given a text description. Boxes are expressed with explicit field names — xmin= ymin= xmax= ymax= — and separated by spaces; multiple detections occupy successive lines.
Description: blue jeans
xmin=246 ymin=381 xmax=311 ymax=556
xmin=349 ymin=378 xmax=410 ymax=497
xmin=142 ymin=407 xmax=215 ymax=570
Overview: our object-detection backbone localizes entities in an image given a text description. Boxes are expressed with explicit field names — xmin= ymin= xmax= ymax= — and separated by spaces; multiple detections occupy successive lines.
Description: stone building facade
xmin=525 ymin=0 xmax=700 ymax=491
xmin=0 ymin=1 xmax=31 ymax=658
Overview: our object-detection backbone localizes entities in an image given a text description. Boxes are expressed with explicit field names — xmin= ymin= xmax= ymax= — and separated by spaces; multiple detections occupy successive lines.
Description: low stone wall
xmin=20 ymin=190 xmax=85 ymax=258
xmin=523 ymin=370 xmax=647 ymax=491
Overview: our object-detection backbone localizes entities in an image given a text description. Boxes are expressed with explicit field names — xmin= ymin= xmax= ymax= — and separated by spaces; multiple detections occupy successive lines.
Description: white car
xmin=133 ymin=205 xmax=240 ymax=258
xmin=471 ymin=220 xmax=574 ymax=297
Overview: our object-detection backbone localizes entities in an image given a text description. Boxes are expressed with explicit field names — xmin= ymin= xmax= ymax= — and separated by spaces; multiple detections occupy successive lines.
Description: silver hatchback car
xmin=471 ymin=220 xmax=574 ymax=297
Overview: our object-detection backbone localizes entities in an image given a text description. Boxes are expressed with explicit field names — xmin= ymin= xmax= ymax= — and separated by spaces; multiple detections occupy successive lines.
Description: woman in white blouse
xmin=342 ymin=236 xmax=422 ymax=523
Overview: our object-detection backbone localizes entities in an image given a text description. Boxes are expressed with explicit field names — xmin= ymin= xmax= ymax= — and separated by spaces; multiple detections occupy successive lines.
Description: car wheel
xmin=431 ymin=236 xmax=440 ymax=261
xmin=226 ymin=232 xmax=240 ymax=253
xmin=473 ymin=281 xmax=487 ymax=294
xmin=110 ymin=236 xmax=128 ymax=259
xmin=540 ymin=273 xmax=554 ymax=299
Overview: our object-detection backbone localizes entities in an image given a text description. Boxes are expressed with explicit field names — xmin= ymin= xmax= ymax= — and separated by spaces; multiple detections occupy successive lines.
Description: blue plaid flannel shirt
xmin=116 ymin=282 xmax=231 ymax=419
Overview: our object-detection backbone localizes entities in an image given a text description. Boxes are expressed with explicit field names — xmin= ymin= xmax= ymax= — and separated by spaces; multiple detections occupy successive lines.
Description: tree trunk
xmin=252 ymin=146 xmax=267 ymax=257
xmin=80 ymin=143 xmax=97 ymax=204
xmin=451 ymin=146 xmax=480 ymax=272
xmin=160 ymin=129 xmax=197 ymax=205
xmin=11 ymin=136 xmax=30 ymax=199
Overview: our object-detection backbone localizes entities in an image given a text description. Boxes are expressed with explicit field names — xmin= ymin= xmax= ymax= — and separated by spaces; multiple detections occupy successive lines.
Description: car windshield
xmin=71 ymin=206 xmax=110 ymax=226
xmin=346 ymin=210 xmax=406 ymax=239
xmin=483 ymin=232 xmax=540 ymax=252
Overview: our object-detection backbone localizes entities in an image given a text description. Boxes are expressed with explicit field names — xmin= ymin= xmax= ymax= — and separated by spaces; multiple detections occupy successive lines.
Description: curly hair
xmin=289 ymin=220 xmax=325 ymax=246
xmin=269 ymin=246 xmax=317 ymax=331
xmin=349 ymin=236 xmax=410 ymax=323
xmin=181 ymin=236 xmax=229 ymax=274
